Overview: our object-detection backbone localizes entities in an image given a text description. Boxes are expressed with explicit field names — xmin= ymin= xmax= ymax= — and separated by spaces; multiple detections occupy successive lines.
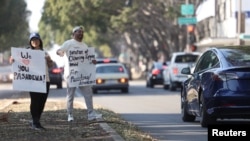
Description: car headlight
xmin=119 ymin=78 xmax=128 ymax=83
xmin=96 ymin=78 xmax=104 ymax=84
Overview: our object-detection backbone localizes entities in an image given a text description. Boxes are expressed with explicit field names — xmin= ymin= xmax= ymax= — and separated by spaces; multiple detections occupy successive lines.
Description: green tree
xmin=0 ymin=0 xmax=30 ymax=52
xmin=39 ymin=0 xmax=188 ymax=63
xmin=39 ymin=0 xmax=124 ymax=54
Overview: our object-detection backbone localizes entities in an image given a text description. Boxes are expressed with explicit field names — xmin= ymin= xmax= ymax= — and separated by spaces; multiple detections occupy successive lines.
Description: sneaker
xmin=88 ymin=111 xmax=102 ymax=121
xmin=68 ymin=114 xmax=74 ymax=122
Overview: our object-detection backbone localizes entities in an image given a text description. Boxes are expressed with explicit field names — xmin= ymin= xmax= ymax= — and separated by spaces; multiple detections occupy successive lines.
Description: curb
xmin=74 ymin=100 xmax=125 ymax=141
xmin=99 ymin=122 xmax=125 ymax=141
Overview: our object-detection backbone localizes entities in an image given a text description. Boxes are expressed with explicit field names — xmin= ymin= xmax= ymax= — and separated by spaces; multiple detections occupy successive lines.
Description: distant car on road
xmin=181 ymin=46 xmax=250 ymax=127
xmin=92 ymin=58 xmax=129 ymax=94
xmin=163 ymin=52 xmax=200 ymax=91
xmin=0 ymin=65 xmax=13 ymax=83
xmin=146 ymin=61 xmax=168 ymax=88
xmin=49 ymin=62 xmax=63 ymax=89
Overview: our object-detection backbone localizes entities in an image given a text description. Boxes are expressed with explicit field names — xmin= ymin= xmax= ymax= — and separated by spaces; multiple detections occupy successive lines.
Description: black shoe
xmin=37 ymin=123 xmax=46 ymax=131
xmin=30 ymin=122 xmax=46 ymax=131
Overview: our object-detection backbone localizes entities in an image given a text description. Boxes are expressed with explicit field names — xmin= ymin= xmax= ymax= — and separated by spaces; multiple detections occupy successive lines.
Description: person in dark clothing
xmin=10 ymin=33 xmax=53 ymax=130
xmin=28 ymin=33 xmax=53 ymax=130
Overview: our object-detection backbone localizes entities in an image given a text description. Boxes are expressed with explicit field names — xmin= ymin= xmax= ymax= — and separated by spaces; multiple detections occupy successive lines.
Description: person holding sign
xmin=57 ymin=26 xmax=102 ymax=122
xmin=10 ymin=33 xmax=53 ymax=130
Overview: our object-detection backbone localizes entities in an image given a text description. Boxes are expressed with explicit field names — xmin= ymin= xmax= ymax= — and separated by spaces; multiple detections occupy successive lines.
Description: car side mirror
xmin=181 ymin=67 xmax=191 ymax=75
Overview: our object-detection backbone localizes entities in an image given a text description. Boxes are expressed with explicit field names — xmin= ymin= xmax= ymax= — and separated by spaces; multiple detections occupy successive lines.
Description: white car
xmin=92 ymin=59 xmax=129 ymax=94
xmin=163 ymin=52 xmax=201 ymax=91
xmin=0 ymin=65 xmax=13 ymax=83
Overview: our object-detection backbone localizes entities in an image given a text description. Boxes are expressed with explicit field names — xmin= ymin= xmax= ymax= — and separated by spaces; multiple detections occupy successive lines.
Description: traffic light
xmin=187 ymin=25 xmax=196 ymax=44
xmin=187 ymin=25 xmax=197 ymax=52
xmin=190 ymin=45 xmax=197 ymax=52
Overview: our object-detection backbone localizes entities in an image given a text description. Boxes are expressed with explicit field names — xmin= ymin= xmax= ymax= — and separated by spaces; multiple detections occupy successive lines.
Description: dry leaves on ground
xmin=0 ymin=100 xmax=113 ymax=141
xmin=0 ymin=99 xmax=157 ymax=141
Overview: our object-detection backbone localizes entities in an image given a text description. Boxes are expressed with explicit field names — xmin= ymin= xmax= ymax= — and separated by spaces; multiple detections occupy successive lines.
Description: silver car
xmin=163 ymin=52 xmax=201 ymax=91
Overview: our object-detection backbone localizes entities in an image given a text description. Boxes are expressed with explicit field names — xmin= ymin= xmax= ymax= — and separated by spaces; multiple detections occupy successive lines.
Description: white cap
xmin=72 ymin=26 xmax=84 ymax=33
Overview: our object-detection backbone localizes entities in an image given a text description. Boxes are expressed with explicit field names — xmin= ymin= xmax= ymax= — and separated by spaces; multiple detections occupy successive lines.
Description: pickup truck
xmin=163 ymin=52 xmax=201 ymax=91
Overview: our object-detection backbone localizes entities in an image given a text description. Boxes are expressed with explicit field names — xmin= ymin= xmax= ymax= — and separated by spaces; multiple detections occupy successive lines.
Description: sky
xmin=25 ymin=0 xmax=45 ymax=32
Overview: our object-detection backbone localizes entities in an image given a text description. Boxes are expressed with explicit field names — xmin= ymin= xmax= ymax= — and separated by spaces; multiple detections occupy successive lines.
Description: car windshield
xmin=96 ymin=65 xmax=125 ymax=73
xmin=175 ymin=54 xmax=199 ymax=63
xmin=221 ymin=48 xmax=250 ymax=66
xmin=153 ymin=62 xmax=165 ymax=69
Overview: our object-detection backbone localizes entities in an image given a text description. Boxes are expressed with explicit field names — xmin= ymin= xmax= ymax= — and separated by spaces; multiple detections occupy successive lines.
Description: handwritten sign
xmin=67 ymin=47 xmax=96 ymax=87
xmin=11 ymin=47 xmax=46 ymax=93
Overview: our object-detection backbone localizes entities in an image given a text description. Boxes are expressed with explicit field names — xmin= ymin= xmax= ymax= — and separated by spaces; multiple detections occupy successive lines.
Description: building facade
xmin=195 ymin=0 xmax=250 ymax=47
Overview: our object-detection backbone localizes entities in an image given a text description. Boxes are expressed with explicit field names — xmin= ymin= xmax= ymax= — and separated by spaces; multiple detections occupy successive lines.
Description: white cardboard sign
xmin=67 ymin=47 xmax=96 ymax=87
xmin=11 ymin=47 xmax=47 ymax=93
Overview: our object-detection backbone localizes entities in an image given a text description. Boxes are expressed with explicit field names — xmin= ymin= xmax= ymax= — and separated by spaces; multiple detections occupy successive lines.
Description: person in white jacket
xmin=56 ymin=26 xmax=102 ymax=122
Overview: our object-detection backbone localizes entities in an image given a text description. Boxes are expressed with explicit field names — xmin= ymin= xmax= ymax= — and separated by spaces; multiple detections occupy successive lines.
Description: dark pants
xmin=30 ymin=82 xmax=50 ymax=124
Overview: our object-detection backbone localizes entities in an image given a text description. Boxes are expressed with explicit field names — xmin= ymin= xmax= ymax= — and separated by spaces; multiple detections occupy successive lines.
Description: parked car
xmin=49 ymin=62 xmax=63 ymax=89
xmin=92 ymin=58 xmax=129 ymax=94
xmin=180 ymin=46 xmax=250 ymax=127
xmin=0 ymin=65 xmax=13 ymax=83
xmin=163 ymin=52 xmax=201 ymax=91
xmin=146 ymin=61 xmax=168 ymax=88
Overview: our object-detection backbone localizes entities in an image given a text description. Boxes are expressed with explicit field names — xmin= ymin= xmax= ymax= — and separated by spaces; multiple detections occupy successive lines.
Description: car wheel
xmin=149 ymin=80 xmax=154 ymax=88
xmin=57 ymin=82 xmax=62 ymax=89
xmin=200 ymin=94 xmax=216 ymax=127
xmin=121 ymin=88 xmax=128 ymax=93
xmin=146 ymin=80 xmax=150 ymax=87
xmin=181 ymin=94 xmax=196 ymax=122
xmin=163 ymin=84 xmax=169 ymax=90
xmin=169 ymin=80 xmax=176 ymax=91
xmin=92 ymin=89 xmax=98 ymax=94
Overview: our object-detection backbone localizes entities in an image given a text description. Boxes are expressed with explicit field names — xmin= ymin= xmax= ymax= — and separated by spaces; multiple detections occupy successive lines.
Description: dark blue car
xmin=181 ymin=46 xmax=250 ymax=127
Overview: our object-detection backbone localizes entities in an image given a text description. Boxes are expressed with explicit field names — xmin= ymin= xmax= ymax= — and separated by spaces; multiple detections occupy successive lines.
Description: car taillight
xmin=152 ymin=69 xmax=160 ymax=75
xmin=212 ymin=72 xmax=238 ymax=81
xmin=172 ymin=67 xmax=178 ymax=75
xmin=119 ymin=78 xmax=128 ymax=83
xmin=96 ymin=78 xmax=105 ymax=84
xmin=118 ymin=67 xmax=124 ymax=72
xmin=103 ymin=59 xmax=111 ymax=63
xmin=52 ymin=68 xmax=62 ymax=74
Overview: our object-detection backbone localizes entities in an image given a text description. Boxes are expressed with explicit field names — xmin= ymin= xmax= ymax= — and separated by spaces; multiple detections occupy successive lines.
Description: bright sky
xmin=25 ymin=0 xmax=45 ymax=32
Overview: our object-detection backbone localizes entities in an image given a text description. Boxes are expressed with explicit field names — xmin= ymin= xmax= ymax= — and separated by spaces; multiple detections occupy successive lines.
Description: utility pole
xmin=186 ymin=0 xmax=190 ymax=52
xmin=237 ymin=0 xmax=244 ymax=45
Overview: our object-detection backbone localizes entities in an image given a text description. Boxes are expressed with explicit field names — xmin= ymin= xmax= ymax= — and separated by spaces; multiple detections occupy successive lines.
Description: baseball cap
xmin=72 ymin=26 xmax=84 ymax=33
xmin=29 ymin=32 xmax=41 ymax=40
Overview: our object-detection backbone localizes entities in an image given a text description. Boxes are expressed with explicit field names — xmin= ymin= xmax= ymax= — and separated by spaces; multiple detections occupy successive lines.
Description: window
xmin=96 ymin=65 xmax=125 ymax=73
xmin=175 ymin=55 xmax=199 ymax=63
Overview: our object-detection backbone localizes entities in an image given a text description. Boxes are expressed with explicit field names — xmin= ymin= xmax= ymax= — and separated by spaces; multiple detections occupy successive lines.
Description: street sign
xmin=239 ymin=34 xmax=250 ymax=39
xmin=178 ymin=17 xmax=197 ymax=25
xmin=181 ymin=4 xmax=194 ymax=15
xmin=235 ymin=11 xmax=250 ymax=19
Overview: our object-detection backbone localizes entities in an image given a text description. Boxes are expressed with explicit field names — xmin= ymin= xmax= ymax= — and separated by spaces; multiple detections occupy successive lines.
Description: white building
xmin=196 ymin=0 xmax=250 ymax=47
